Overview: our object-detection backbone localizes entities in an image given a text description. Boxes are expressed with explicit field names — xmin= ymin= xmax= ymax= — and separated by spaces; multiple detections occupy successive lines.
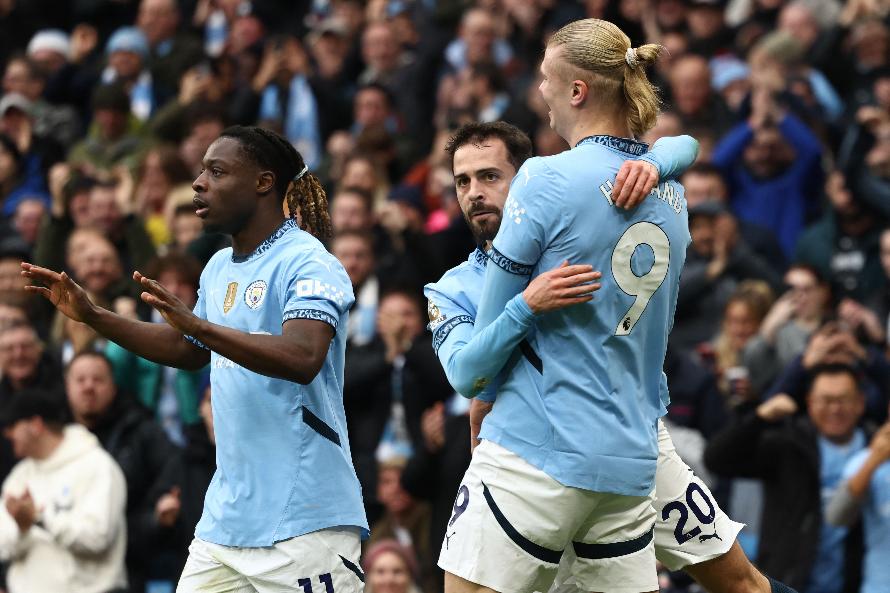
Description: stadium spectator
xmin=334 ymin=230 xmax=380 ymax=347
xmin=672 ymin=202 xmax=782 ymax=349
xmin=0 ymin=235 xmax=32 ymax=311
xmin=0 ymin=303 xmax=27 ymax=332
xmin=105 ymin=253 xmax=208 ymax=447
xmin=0 ymin=92 xmax=64 ymax=188
xmin=826 ymin=414 xmax=890 ymax=593
xmin=135 ymin=0 xmax=204 ymax=94
xmin=742 ymin=264 xmax=833 ymax=397
xmin=680 ymin=162 xmax=786 ymax=270
xmin=700 ymin=281 xmax=774 ymax=404
xmin=36 ymin=173 xmax=156 ymax=281
xmin=140 ymin=384 xmax=216 ymax=585
xmin=364 ymin=539 xmax=424 ymax=593
xmin=711 ymin=83 xmax=824 ymax=258
xmin=66 ymin=83 xmax=146 ymax=175
xmin=132 ymin=144 xmax=192 ymax=246
xmin=765 ymin=322 xmax=890 ymax=424
xmin=367 ymin=457 xmax=434 ymax=593
xmin=0 ymin=387 xmax=128 ymax=593
xmin=252 ymin=34 xmax=323 ymax=169
xmin=10 ymin=197 xmax=45 ymax=248
xmin=0 ymin=321 xmax=61 ymax=400
xmin=706 ymin=364 xmax=873 ymax=593
xmin=794 ymin=169 xmax=886 ymax=302
xmin=668 ymin=54 xmax=734 ymax=139
xmin=343 ymin=287 xmax=452 ymax=522
xmin=2 ymin=54 xmax=81 ymax=148
xmin=65 ymin=351 xmax=179 ymax=591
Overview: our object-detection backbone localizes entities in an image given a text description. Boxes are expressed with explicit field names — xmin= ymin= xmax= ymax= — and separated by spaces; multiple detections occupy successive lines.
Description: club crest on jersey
xmin=245 ymin=280 xmax=268 ymax=309
xmin=223 ymin=282 xmax=238 ymax=314
xmin=428 ymin=300 xmax=447 ymax=330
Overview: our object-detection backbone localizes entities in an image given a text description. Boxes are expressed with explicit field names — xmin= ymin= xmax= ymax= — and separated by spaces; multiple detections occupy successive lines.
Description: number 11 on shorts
xmin=298 ymin=573 xmax=334 ymax=593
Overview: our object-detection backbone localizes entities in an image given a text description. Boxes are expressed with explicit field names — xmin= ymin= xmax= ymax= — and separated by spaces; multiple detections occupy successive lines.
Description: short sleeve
xmin=282 ymin=249 xmax=355 ymax=331
xmin=424 ymin=284 xmax=474 ymax=355
xmin=184 ymin=275 xmax=210 ymax=350
xmin=491 ymin=158 xmax=562 ymax=274
xmin=842 ymin=450 xmax=870 ymax=482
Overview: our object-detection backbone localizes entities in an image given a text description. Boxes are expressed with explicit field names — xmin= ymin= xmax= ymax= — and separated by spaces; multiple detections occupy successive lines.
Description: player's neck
xmin=231 ymin=210 xmax=288 ymax=257
xmin=567 ymin=113 xmax=633 ymax=147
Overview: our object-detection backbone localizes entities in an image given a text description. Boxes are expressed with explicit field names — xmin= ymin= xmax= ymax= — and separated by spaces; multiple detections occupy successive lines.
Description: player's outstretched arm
xmin=22 ymin=263 xmax=209 ymax=370
xmin=135 ymin=270 xmax=332 ymax=384
xmin=612 ymin=135 xmax=699 ymax=209
xmin=434 ymin=263 xmax=601 ymax=398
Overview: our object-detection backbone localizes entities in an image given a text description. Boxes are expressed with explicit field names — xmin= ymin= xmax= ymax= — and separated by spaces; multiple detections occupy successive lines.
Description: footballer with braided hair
xmin=22 ymin=125 xmax=368 ymax=591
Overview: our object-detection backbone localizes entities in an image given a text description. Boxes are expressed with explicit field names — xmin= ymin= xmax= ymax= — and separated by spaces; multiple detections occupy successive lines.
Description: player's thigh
xmin=247 ymin=527 xmax=365 ymax=593
xmin=438 ymin=440 xmax=588 ymax=593
xmin=445 ymin=571 xmax=502 ymax=593
xmin=653 ymin=423 xmax=744 ymax=572
xmin=177 ymin=538 xmax=255 ymax=593
xmin=568 ymin=491 xmax=659 ymax=593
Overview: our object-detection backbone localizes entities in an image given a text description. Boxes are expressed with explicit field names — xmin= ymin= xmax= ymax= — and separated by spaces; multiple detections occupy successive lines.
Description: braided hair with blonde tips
xmin=218 ymin=125 xmax=333 ymax=241
xmin=547 ymin=19 xmax=664 ymax=138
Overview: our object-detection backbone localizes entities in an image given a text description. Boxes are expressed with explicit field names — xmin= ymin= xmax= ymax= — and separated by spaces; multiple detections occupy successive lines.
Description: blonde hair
xmin=714 ymin=280 xmax=775 ymax=373
xmin=547 ymin=19 xmax=663 ymax=137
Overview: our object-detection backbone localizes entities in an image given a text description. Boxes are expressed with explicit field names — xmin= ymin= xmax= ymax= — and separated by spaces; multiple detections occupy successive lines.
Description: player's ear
xmin=571 ymin=79 xmax=588 ymax=106
xmin=256 ymin=170 xmax=275 ymax=195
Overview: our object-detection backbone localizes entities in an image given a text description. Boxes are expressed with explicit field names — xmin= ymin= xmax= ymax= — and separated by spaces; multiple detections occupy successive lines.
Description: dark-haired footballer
xmin=22 ymin=126 xmax=368 ymax=592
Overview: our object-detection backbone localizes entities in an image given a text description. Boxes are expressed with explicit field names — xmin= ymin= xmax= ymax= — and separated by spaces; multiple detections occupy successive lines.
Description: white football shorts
xmin=177 ymin=527 xmax=364 ymax=593
xmin=550 ymin=420 xmax=744 ymax=593
xmin=438 ymin=439 xmax=658 ymax=593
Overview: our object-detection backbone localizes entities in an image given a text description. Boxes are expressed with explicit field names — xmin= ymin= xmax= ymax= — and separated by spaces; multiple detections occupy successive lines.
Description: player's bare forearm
xmin=87 ymin=308 xmax=210 ymax=370
xmin=190 ymin=317 xmax=333 ymax=384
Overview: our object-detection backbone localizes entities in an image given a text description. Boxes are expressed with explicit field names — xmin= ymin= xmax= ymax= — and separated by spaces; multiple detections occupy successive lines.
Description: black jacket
xmin=343 ymin=333 xmax=453 ymax=523
xmin=89 ymin=392 xmax=177 ymax=590
xmin=145 ymin=423 xmax=216 ymax=580
xmin=705 ymin=408 xmax=866 ymax=592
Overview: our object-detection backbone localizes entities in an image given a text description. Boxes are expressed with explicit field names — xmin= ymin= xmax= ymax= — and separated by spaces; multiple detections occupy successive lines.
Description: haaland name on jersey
xmin=599 ymin=179 xmax=684 ymax=214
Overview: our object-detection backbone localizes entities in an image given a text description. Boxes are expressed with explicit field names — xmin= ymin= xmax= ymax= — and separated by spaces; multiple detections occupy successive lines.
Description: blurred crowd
xmin=0 ymin=0 xmax=888 ymax=592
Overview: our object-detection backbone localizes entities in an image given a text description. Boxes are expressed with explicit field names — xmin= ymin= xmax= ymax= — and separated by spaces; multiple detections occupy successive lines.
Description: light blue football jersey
xmin=842 ymin=451 xmax=890 ymax=593
xmin=187 ymin=219 xmax=368 ymax=546
xmin=424 ymin=249 xmax=540 ymax=404
xmin=479 ymin=136 xmax=691 ymax=496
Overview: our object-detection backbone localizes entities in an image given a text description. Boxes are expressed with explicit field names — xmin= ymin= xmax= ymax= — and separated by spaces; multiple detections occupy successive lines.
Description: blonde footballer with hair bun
xmin=545 ymin=18 xmax=663 ymax=139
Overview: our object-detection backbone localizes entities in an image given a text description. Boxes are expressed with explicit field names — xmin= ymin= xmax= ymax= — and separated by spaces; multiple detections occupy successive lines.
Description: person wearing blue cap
xmin=103 ymin=26 xmax=167 ymax=122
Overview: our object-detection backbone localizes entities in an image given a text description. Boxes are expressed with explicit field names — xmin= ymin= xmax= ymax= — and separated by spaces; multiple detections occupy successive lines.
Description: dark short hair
xmin=356 ymin=82 xmax=394 ymax=108
xmin=144 ymin=253 xmax=202 ymax=291
xmin=0 ymin=387 xmax=68 ymax=430
xmin=445 ymin=122 xmax=533 ymax=172
xmin=807 ymin=363 xmax=861 ymax=394
xmin=379 ymin=285 xmax=424 ymax=318
xmin=91 ymin=83 xmax=130 ymax=113
xmin=470 ymin=61 xmax=506 ymax=93
xmin=332 ymin=229 xmax=374 ymax=249
xmin=683 ymin=162 xmax=725 ymax=181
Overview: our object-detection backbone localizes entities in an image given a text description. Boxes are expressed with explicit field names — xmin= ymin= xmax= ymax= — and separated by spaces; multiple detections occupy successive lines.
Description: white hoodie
xmin=0 ymin=424 xmax=127 ymax=593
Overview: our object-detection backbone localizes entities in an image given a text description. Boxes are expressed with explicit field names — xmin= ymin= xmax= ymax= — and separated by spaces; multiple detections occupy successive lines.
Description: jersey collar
xmin=470 ymin=248 xmax=488 ymax=269
xmin=231 ymin=219 xmax=297 ymax=263
xmin=575 ymin=135 xmax=648 ymax=157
